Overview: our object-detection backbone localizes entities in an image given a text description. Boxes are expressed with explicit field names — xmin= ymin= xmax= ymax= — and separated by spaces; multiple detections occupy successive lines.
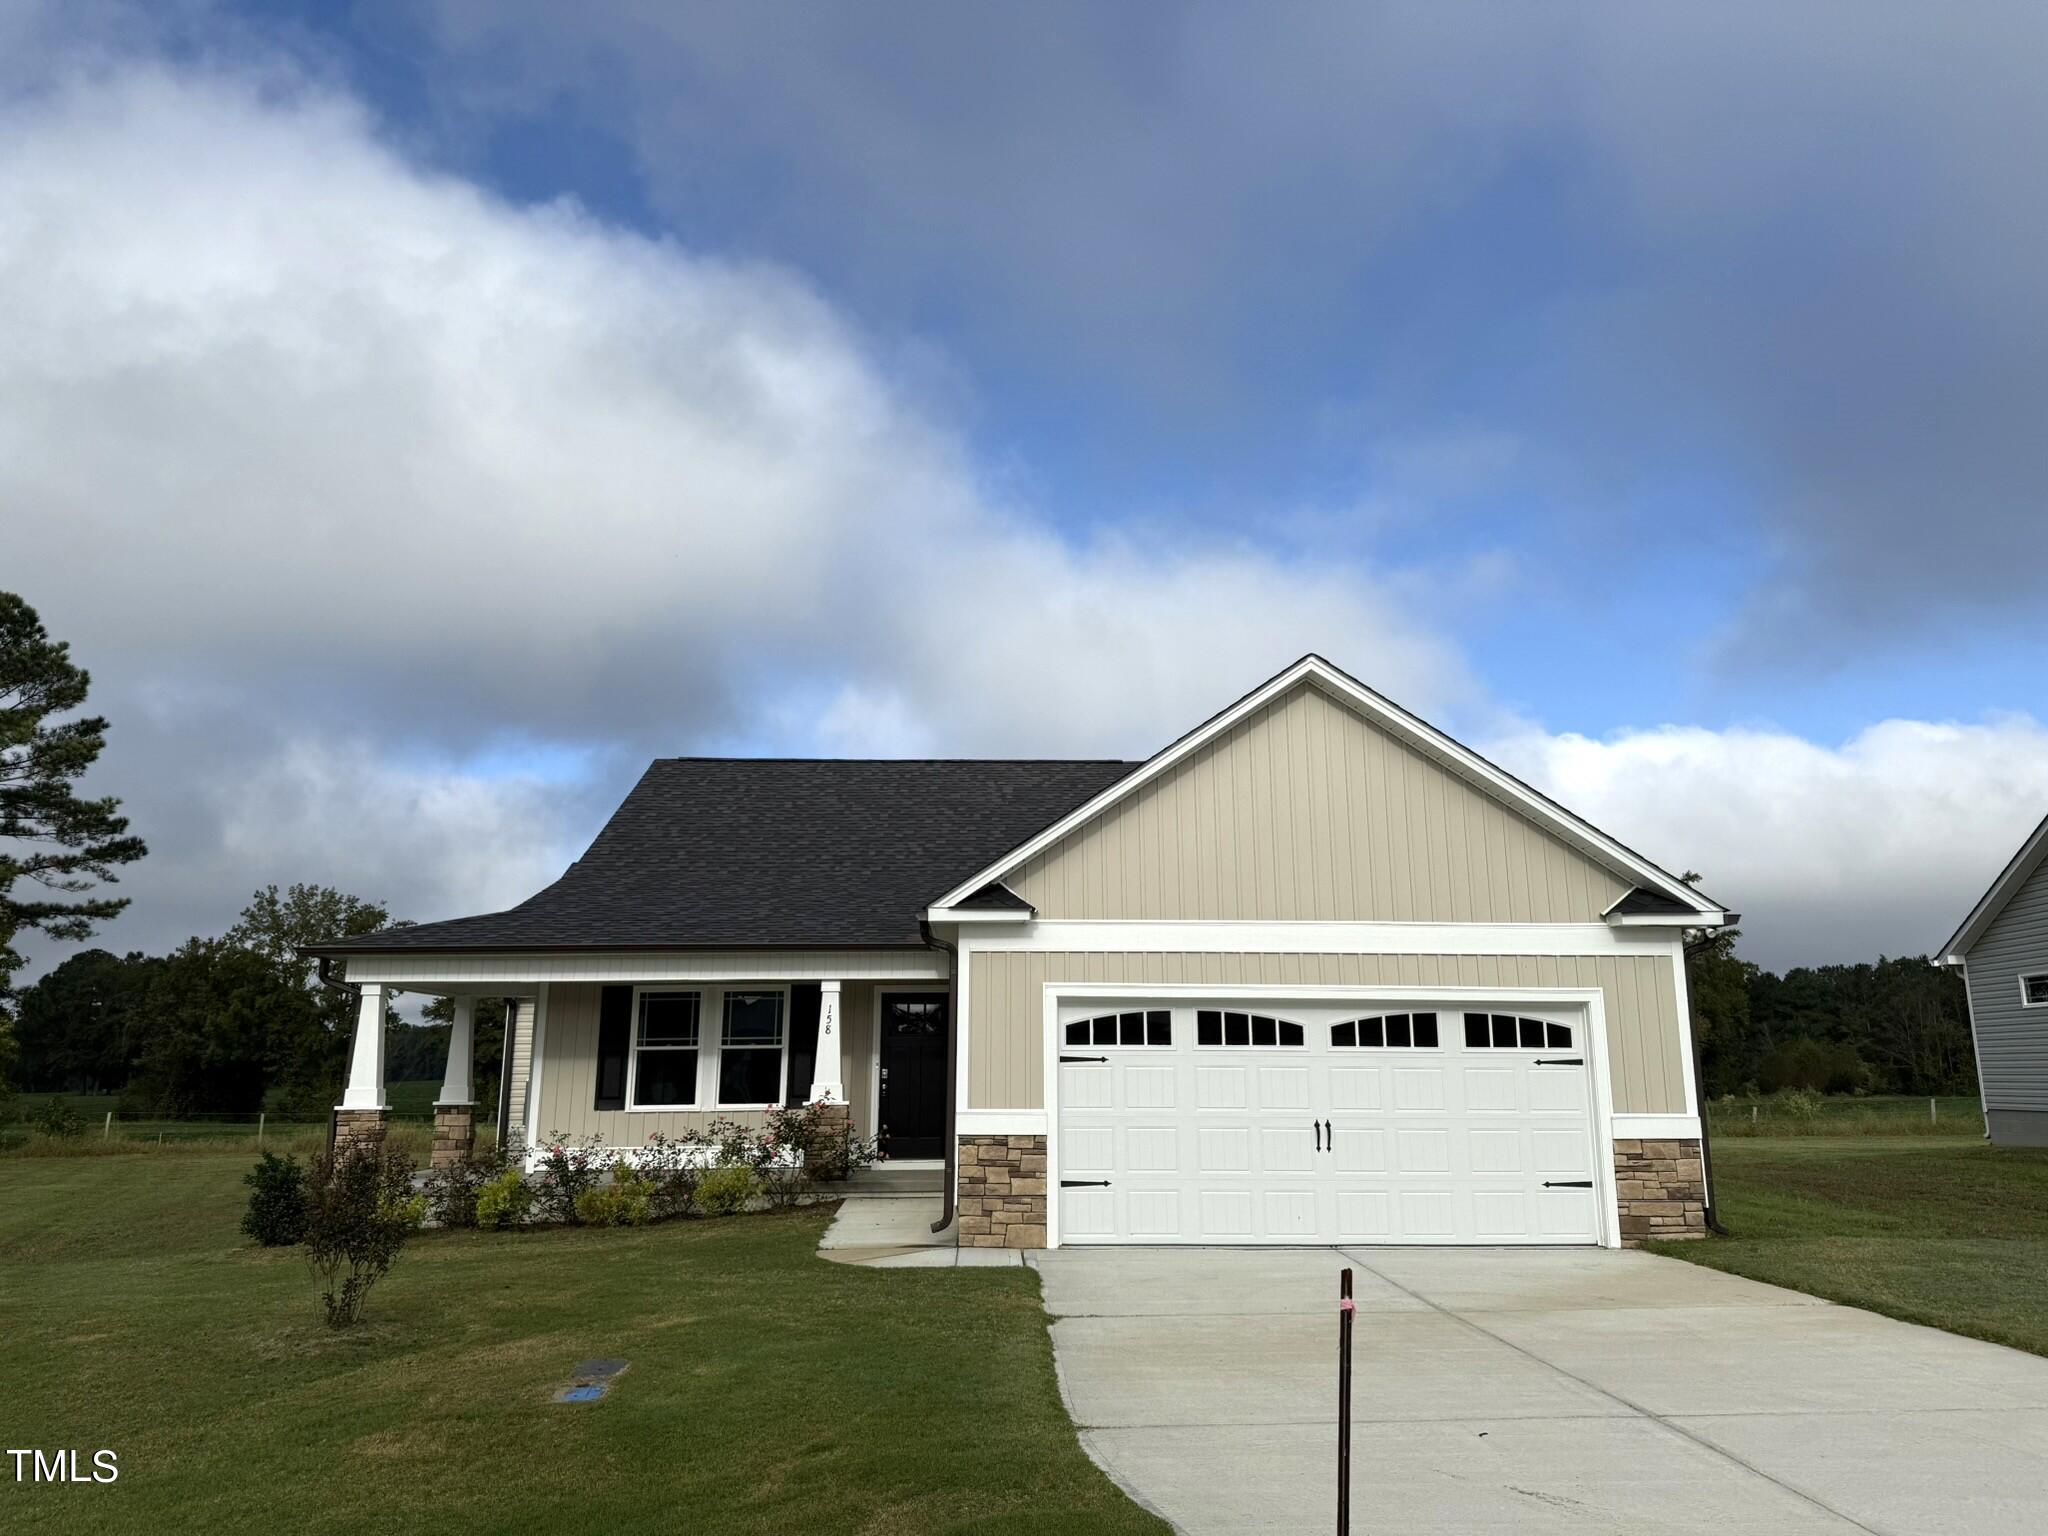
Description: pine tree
xmin=0 ymin=592 xmax=148 ymax=1089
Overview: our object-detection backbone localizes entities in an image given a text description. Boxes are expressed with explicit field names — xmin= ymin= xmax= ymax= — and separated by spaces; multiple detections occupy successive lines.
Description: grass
xmin=1653 ymin=1135 xmax=2048 ymax=1357
xmin=1705 ymin=1092 xmax=1984 ymax=1137
xmin=0 ymin=1152 xmax=1162 ymax=1535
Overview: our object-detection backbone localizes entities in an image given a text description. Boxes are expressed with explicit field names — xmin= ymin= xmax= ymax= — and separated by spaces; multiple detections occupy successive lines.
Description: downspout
xmin=921 ymin=918 xmax=960 ymax=1234
xmin=1681 ymin=929 xmax=1731 ymax=1238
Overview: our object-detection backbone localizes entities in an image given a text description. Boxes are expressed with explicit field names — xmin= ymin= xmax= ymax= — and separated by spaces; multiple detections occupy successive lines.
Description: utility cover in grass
xmin=554 ymin=1384 xmax=606 ymax=1404
xmin=553 ymin=1358 xmax=628 ymax=1403
xmin=573 ymin=1358 xmax=629 ymax=1380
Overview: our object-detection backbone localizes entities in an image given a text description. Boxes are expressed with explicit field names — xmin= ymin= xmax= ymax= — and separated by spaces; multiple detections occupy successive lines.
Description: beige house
xmin=311 ymin=656 xmax=1732 ymax=1248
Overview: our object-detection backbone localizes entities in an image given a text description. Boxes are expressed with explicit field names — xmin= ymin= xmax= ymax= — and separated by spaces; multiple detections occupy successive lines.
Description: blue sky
xmin=6 ymin=1 xmax=2048 ymax=969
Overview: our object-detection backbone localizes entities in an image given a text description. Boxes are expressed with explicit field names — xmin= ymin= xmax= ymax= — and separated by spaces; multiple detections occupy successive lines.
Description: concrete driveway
xmin=1031 ymin=1246 xmax=2048 ymax=1534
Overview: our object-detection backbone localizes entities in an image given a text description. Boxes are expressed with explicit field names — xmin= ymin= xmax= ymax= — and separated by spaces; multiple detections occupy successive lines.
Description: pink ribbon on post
xmin=1339 ymin=1297 xmax=1356 ymax=1314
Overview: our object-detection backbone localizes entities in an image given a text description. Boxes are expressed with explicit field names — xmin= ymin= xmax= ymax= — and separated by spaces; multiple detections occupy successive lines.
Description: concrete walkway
xmin=1033 ymin=1246 xmax=2048 ymax=1534
xmin=817 ymin=1194 xmax=1024 ymax=1267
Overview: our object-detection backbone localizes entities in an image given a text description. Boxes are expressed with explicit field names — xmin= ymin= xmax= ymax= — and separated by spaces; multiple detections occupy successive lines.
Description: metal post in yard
xmin=259 ymin=1112 xmax=266 ymax=1146
xmin=103 ymin=1111 xmax=112 ymax=1141
xmin=1930 ymin=1098 xmax=1937 ymax=1124
xmin=1337 ymin=1266 xmax=1354 ymax=1535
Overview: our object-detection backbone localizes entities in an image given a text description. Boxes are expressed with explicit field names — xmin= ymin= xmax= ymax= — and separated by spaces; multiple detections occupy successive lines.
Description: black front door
xmin=878 ymin=992 xmax=948 ymax=1160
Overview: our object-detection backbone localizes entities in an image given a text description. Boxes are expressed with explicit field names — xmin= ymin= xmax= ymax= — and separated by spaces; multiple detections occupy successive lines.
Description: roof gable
xmin=931 ymin=656 xmax=1725 ymax=920
xmin=1941 ymin=810 xmax=2048 ymax=962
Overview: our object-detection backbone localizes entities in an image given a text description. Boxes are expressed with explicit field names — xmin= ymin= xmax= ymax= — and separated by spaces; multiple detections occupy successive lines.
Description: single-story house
xmin=308 ymin=655 xmax=1733 ymax=1248
xmin=1940 ymin=811 xmax=2048 ymax=1147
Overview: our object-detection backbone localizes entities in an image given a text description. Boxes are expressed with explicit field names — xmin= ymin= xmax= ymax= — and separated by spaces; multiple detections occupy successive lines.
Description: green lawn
xmin=1654 ymin=1135 xmax=2048 ymax=1357
xmin=1705 ymin=1093 xmax=1984 ymax=1138
xmin=0 ymin=1154 xmax=1162 ymax=1535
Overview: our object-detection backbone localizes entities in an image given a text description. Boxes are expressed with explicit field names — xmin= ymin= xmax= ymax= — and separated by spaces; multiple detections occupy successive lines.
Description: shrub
xmin=304 ymin=1143 xmax=419 ymax=1328
xmin=240 ymin=1151 xmax=309 ymax=1246
xmin=533 ymin=1133 xmax=607 ymax=1224
xmin=424 ymin=1144 xmax=510 ymax=1230
xmin=640 ymin=1131 xmax=708 ymax=1220
xmin=574 ymin=1161 xmax=655 ymax=1226
xmin=30 ymin=1100 xmax=86 ymax=1138
xmin=475 ymin=1167 xmax=534 ymax=1231
xmin=697 ymin=1163 xmax=756 ymax=1216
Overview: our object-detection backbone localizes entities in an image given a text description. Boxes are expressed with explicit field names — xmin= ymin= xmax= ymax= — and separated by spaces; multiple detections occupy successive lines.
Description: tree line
xmin=9 ymin=883 xmax=505 ymax=1119
xmin=1686 ymin=924 xmax=1975 ymax=1099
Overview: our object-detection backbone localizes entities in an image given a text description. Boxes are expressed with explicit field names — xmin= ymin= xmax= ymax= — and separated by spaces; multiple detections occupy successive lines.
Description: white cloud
xmin=0 ymin=57 xmax=1467 ymax=961
xmin=1489 ymin=716 xmax=2048 ymax=969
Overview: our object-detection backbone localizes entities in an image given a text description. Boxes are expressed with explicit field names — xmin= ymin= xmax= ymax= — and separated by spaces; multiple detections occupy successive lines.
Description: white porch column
xmin=808 ymin=979 xmax=845 ymax=1104
xmin=338 ymin=983 xmax=388 ymax=1110
xmin=437 ymin=996 xmax=475 ymax=1106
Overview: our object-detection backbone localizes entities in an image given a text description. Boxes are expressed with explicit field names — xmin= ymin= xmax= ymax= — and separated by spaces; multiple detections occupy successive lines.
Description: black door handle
xmin=1321 ymin=1118 xmax=1332 ymax=1149
xmin=1313 ymin=1120 xmax=1323 ymax=1152
xmin=1542 ymin=1180 xmax=1594 ymax=1188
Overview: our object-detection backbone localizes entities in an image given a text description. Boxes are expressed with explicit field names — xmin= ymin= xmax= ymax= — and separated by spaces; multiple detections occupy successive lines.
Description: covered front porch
xmin=326 ymin=949 xmax=955 ymax=1179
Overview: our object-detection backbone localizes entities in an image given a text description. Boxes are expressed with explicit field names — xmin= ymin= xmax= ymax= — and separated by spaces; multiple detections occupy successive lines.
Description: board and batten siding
xmin=1007 ymin=681 xmax=1631 ymax=923
xmin=967 ymin=949 xmax=1686 ymax=1115
xmin=1966 ymin=857 xmax=2048 ymax=1115
xmin=533 ymin=981 xmax=878 ymax=1145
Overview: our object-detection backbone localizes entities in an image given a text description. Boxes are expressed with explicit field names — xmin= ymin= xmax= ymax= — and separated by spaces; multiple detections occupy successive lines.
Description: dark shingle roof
xmin=315 ymin=758 xmax=1136 ymax=953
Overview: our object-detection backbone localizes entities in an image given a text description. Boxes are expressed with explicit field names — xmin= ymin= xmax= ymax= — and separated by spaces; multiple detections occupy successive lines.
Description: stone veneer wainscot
xmin=957 ymin=1135 xmax=1047 ymax=1248
xmin=1613 ymin=1138 xmax=1708 ymax=1244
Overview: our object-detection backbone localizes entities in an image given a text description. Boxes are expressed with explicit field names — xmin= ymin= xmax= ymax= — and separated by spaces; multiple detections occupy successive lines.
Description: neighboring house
xmin=1940 ymin=813 xmax=2048 ymax=1147
xmin=308 ymin=655 xmax=1733 ymax=1248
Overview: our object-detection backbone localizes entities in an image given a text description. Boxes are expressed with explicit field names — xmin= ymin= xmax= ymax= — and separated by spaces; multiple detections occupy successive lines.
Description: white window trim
xmin=621 ymin=982 xmax=794 ymax=1113
xmin=712 ymin=985 xmax=793 ymax=1112
xmin=623 ymin=985 xmax=707 ymax=1112
xmin=2020 ymin=972 xmax=2048 ymax=1010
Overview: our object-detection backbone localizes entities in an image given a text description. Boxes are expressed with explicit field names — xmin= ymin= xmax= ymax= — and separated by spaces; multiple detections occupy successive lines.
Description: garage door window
xmin=1195 ymin=1010 xmax=1305 ymax=1047
xmin=1464 ymin=1012 xmax=1572 ymax=1049
xmin=1065 ymin=1009 xmax=1172 ymax=1047
xmin=1330 ymin=1012 xmax=1439 ymax=1048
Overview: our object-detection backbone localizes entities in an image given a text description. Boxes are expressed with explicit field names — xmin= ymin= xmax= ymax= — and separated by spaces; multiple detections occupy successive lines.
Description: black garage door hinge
xmin=1535 ymin=1057 xmax=1584 ymax=1066
xmin=1542 ymin=1180 xmax=1594 ymax=1189
xmin=1060 ymin=1179 xmax=1111 ymax=1188
xmin=1060 ymin=1054 xmax=1109 ymax=1064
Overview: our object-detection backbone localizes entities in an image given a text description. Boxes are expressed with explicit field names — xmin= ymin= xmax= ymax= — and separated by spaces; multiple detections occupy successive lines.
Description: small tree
xmin=305 ymin=1143 xmax=420 ymax=1328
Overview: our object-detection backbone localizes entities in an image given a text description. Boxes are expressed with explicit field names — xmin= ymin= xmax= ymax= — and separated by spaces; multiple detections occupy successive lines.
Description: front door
xmin=878 ymin=991 xmax=948 ymax=1160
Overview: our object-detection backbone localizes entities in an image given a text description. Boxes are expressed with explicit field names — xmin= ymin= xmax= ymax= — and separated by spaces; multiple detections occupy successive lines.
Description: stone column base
xmin=1614 ymin=1138 xmax=1708 ymax=1244
xmin=958 ymin=1135 xmax=1047 ymax=1248
xmin=806 ymin=1102 xmax=854 ymax=1182
xmin=432 ymin=1103 xmax=477 ymax=1168
xmin=332 ymin=1107 xmax=389 ymax=1156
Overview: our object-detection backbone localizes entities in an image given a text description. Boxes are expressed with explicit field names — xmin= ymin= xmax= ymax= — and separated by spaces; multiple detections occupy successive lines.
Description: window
xmin=1064 ymin=1010 xmax=1172 ymax=1046
xmin=717 ymin=991 xmax=786 ymax=1105
xmin=1195 ymin=1010 xmax=1305 ymax=1047
xmin=2023 ymin=974 xmax=2048 ymax=1008
xmin=1330 ymin=1013 xmax=1439 ymax=1049
xmin=1463 ymin=1012 xmax=1572 ymax=1050
xmin=630 ymin=991 xmax=701 ymax=1107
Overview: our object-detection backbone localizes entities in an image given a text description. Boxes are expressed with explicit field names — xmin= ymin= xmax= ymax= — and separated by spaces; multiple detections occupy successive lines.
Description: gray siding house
xmin=1942 ymin=814 xmax=2048 ymax=1146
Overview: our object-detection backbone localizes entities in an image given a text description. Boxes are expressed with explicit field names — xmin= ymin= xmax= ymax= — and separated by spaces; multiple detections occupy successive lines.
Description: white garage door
xmin=1054 ymin=1000 xmax=1601 ymax=1246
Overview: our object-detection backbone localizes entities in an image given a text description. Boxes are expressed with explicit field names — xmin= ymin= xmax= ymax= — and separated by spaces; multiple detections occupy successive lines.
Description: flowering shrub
xmin=534 ymin=1133 xmax=607 ymax=1224
xmin=475 ymin=1167 xmax=534 ymax=1231
xmin=575 ymin=1161 xmax=655 ymax=1226
xmin=640 ymin=1131 xmax=710 ymax=1220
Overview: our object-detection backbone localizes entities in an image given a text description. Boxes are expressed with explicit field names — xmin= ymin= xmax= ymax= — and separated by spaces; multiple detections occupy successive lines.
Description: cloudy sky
xmin=7 ymin=0 xmax=2048 ymax=973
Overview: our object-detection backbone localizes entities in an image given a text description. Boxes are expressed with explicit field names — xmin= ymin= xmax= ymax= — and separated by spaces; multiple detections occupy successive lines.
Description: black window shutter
xmin=787 ymin=982 xmax=822 ymax=1104
xmin=594 ymin=985 xmax=632 ymax=1111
